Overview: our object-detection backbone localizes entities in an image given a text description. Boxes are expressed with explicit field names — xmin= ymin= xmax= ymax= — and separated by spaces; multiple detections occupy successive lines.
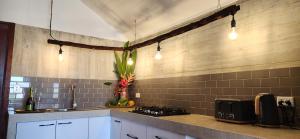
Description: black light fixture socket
xmin=59 ymin=45 xmax=63 ymax=54
xmin=128 ymin=50 xmax=133 ymax=58
xmin=157 ymin=42 xmax=161 ymax=51
xmin=231 ymin=14 xmax=236 ymax=28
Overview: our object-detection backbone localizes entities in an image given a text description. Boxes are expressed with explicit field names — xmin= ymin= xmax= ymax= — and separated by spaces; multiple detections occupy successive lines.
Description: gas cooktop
xmin=130 ymin=106 xmax=190 ymax=117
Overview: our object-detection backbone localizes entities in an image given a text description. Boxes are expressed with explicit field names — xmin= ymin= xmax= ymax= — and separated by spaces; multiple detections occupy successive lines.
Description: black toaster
xmin=215 ymin=98 xmax=255 ymax=123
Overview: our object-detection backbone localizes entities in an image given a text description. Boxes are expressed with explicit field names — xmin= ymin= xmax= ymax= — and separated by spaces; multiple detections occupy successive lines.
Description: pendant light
xmin=50 ymin=0 xmax=64 ymax=62
xmin=58 ymin=45 xmax=63 ymax=61
xmin=127 ymin=20 xmax=137 ymax=65
xmin=228 ymin=14 xmax=238 ymax=40
xmin=155 ymin=42 xmax=162 ymax=60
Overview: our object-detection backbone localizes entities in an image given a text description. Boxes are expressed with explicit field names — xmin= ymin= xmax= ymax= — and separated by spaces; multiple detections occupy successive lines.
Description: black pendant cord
xmin=134 ymin=20 xmax=137 ymax=43
xmin=47 ymin=0 xmax=122 ymax=51
xmin=49 ymin=0 xmax=57 ymax=41
xmin=217 ymin=0 xmax=221 ymax=9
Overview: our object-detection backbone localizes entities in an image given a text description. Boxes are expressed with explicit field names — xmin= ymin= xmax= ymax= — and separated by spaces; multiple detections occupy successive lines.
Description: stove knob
xmin=227 ymin=114 xmax=235 ymax=120
xmin=159 ymin=110 xmax=163 ymax=114
xmin=217 ymin=112 xmax=224 ymax=118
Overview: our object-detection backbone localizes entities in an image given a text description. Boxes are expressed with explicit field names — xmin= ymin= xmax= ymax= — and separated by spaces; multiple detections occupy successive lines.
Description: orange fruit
xmin=128 ymin=100 xmax=135 ymax=107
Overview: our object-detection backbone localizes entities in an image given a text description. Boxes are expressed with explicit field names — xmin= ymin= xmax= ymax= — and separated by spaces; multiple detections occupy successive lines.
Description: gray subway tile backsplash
xmin=9 ymin=67 xmax=300 ymax=125
xmin=9 ymin=76 xmax=116 ymax=109
xmin=130 ymin=67 xmax=300 ymax=125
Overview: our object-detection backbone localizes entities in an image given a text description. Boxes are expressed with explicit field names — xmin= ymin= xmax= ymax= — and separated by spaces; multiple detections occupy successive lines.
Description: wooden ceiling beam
xmin=47 ymin=39 xmax=124 ymax=51
xmin=47 ymin=5 xmax=240 ymax=52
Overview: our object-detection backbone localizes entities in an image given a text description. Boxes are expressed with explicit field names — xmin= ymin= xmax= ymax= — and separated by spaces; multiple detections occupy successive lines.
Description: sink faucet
xmin=71 ymin=85 xmax=77 ymax=109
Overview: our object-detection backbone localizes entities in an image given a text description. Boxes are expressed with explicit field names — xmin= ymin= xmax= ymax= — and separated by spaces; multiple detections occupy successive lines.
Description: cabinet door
xmin=111 ymin=117 xmax=122 ymax=139
xmin=89 ymin=117 xmax=111 ymax=139
xmin=121 ymin=120 xmax=147 ymax=139
xmin=16 ymin=120 xmax=56 ymax=139
xmin=56 ymin=118 xmax=88 ymax=139
xmin=147 ymin=126 xmax=185 ymax=139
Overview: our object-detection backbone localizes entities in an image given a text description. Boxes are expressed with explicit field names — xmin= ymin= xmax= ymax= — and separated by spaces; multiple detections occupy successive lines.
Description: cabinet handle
xmin=114 ymin=120 xmax=121 ymax=123
xmin=58 ymin=122 xmax=72 ymax=125
xmin=39 ymin=124 xmax=55 ymax=127
xmin=126 ymin=134 xmax=138 ymax=139
xmin=155 ymin=136 xmax=162 ymax=139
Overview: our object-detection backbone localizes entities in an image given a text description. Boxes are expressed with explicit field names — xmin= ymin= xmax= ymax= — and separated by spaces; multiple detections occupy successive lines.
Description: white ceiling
xmin=82 ymin=0 xmax=237 ymax=41
xmin=0 ymin=0 xmax=126 ymax=41
xmin=0 ymin=0 xmax=238 ymax=42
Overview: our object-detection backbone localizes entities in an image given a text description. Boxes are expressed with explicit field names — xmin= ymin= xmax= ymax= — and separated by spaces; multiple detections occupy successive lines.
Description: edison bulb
xmin=127 ymin=58 xmax=134 ymax=65
xmin=155 ymin=51 xmax=162 ymax=60
xmin=229 ymin=27 xmax=238 ymax=40
xmin=58 ymin=53 xmax=63 ymax=61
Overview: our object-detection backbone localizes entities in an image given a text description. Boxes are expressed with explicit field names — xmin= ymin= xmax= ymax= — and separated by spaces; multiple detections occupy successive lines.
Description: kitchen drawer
xmin=16 ymin=120 xmax=56 ymax=139
xmin=121 ymin=120 xmax=147 ymax=139
xmin=89 ymin=117 xmax=111 ymax=139
xmin=147 ymin=126 xmax=185 ymax=139
xmin=56 ymin=118 xmax=88 ymax=139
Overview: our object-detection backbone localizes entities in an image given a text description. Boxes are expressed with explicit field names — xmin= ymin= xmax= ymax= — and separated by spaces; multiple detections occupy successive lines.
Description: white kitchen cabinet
xmin=89 ymin=117 xmax=111 ymax=139
xmin=146 ymin=126 xmax=185 ymax=139
xmin=16 ymin=120 xmax=56 ymax=139
xmin=111 ymin=117 xmax=122 ymax=139
xmin=121 ymin=120 xmax=147 ymax=139
xmin=56 ymin=118 xmax=89 ymax=139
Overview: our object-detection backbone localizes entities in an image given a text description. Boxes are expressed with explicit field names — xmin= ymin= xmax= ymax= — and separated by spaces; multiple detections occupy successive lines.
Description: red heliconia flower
xmin=113 ymin=88 xmax=119 ymax=95
xmin=119 ymin=79 xmax=128 ymax=89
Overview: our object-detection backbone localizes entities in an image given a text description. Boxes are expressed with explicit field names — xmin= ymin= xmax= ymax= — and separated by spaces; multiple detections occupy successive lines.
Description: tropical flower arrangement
xmin=106 ymin=42 xmax=137 ymax=107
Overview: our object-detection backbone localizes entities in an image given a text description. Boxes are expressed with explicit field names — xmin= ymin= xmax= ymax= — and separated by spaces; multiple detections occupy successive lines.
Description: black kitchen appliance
xmin=130 ymin=106 xmax=190 ymax=117
xmin=278 ymin=98 xmax=296 ymax=127
xmin=215 ymin=98 xmax=255 ymax=123
xmin=255 ymin=93 xmax=280 ymax=127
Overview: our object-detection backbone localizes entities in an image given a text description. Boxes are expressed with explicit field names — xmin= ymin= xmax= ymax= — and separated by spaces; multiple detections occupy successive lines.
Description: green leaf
xmin=123 ymin=41 xmax=129 ymax=48
xmin=122 ymin=51 xmax=128 ymax=77
xmin=114 ymin=51 xmax=124 ymax=76
xmin=121 ymin=43 xmax=129 ymax=73
xmin=121 ymin=41 xmax=130 ymax=78
xmin=113 ymin=41 xmax=137 ymax=79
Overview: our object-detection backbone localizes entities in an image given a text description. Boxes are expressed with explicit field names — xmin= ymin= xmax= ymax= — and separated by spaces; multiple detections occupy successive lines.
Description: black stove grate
xmin=130 ymin=106 xmax=190 ymax=117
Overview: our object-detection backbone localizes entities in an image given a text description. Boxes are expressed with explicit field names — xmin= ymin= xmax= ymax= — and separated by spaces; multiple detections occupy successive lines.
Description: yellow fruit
xmin=128 ymin=100 xmax=135 ymax=107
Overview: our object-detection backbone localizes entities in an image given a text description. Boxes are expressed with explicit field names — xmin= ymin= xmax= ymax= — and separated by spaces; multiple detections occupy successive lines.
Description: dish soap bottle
xmin=25 ymin=88 xmax=35 ymax=111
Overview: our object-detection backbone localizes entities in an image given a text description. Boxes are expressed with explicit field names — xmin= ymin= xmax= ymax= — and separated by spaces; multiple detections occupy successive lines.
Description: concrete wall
xmin=131 ymin=0 xmax=300 ymax=126
xmin=135 ymin=0 xmax=300 ymax=79
xmin=11 ymin=24 xmax=123 ymax=80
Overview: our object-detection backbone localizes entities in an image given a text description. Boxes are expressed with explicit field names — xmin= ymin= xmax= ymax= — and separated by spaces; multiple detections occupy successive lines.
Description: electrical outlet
xmin=276 ymin=96 xmax=295 ymax=107
xmin=135 ymin=93 xmax=141 ymax=98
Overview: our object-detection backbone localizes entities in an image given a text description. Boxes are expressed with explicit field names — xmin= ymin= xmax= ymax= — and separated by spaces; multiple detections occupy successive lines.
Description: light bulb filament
xmin=229 ymin=27 xmax=238 ymax=40
xmin=228 ymin=14 xmax=238 ymax=40
xmin=127 ymin=58 xmax=133 ymax=65
xmin=155 ymin=51 xmax=162 ymax=60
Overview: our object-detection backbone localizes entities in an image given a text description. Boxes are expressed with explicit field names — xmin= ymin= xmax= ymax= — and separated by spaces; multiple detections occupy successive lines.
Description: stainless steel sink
xmin=15 ymin=109 xmax=55 ymax=113
xmin=52 ymin=107 xmax=107 ymax=112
